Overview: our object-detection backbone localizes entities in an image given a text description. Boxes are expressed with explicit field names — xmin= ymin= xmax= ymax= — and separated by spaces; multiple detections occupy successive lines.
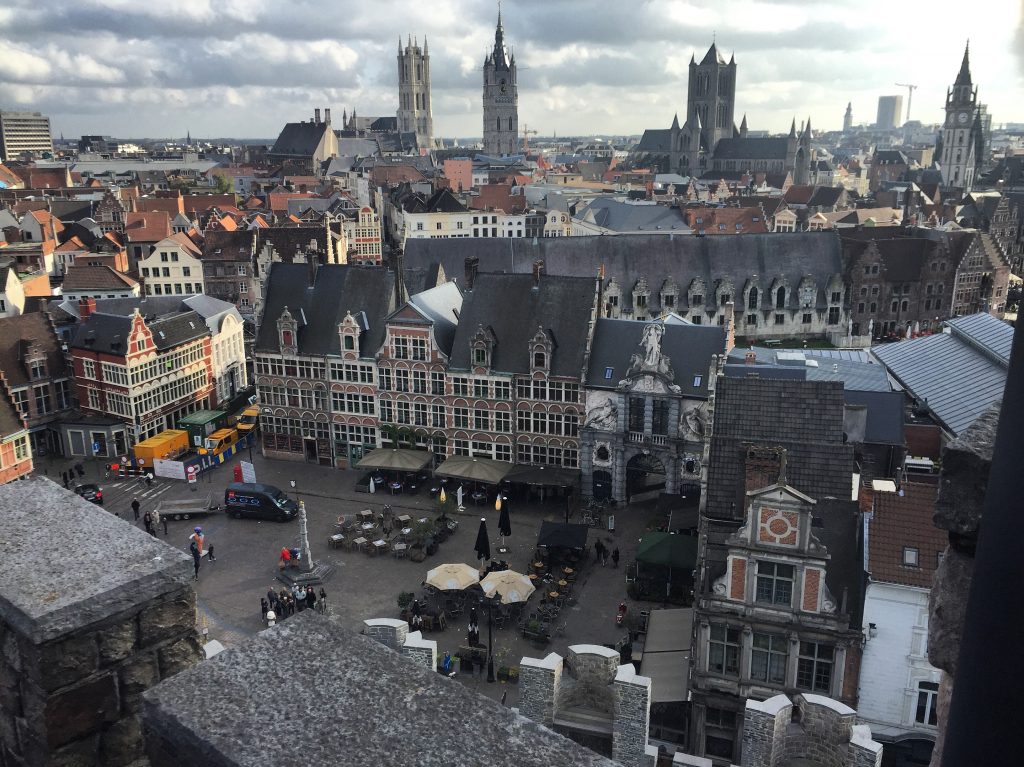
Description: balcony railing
xmin=628 ymin=431 xmax=668 ymax=446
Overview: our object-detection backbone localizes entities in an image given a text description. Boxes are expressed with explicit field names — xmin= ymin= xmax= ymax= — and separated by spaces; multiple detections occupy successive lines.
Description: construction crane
xmin=896 ymin=83 xmax=918 ymax=122
xmin=522 ymin=123 xmax=538 ymax=154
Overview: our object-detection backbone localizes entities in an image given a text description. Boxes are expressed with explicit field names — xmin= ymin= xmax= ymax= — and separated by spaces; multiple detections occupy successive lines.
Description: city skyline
xmin=0 ymin=0 xmax=1021 ymax=140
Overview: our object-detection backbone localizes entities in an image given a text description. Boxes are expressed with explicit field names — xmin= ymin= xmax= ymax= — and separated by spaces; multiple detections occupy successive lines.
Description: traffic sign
xmin=137 ymin=458 xmax=145 ymax=465
xmin=186 ymin=465 xmax=198 ymax=474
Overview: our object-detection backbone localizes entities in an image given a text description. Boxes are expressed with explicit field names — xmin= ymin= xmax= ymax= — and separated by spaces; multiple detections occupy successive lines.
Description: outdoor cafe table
xmin=562 ymin=567 xmax=574 ymax=576
xmin=358 ymin=510 xmax=373 ymax=521
xmin=372 ymin=539 xmax=388 ymax=554
xmin=397 ymin=514 xmax=412 ymax=525
xmin=361 ymin=522 xmax=376 ymax=532
xmin=558 ymin=579 xmax=569 ymax=592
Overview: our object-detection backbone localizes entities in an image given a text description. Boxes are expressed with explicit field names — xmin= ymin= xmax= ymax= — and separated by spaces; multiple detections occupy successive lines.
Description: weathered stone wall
xmin=0 ymin=477 xmax=202 ymax=767
xmin=400 ymin=631 xmax=437 ymax=671
xmin=613 ymin=665 xmax=652 ymax=767
xmin=927 ymin=403 xmax=998 ymax=767
xmin=739 ymin=694 xmax=882 ymax=767
xmin=362 ymin=618 xmax=409 ymax=651
xmin=519 ymin=652 xmax=563 ymax=727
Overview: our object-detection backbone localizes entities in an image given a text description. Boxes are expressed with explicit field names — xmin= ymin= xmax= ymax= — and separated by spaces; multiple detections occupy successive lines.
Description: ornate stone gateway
xmin=626 ymin=452 xmax=667 ymax=500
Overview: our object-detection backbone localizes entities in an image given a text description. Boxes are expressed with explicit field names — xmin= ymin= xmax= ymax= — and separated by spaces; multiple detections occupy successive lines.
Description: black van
xmin=224 ymin=483 xmax=298 ymax=522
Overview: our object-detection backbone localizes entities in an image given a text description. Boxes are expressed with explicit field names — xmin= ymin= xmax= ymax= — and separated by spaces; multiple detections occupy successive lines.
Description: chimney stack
xmin=324 ymin=108 xmax=331 ymax=125
xmin=532 ymin=259 xmax=545 ymax=288
xmin=464 ymin=256 xmax=479 ymax=290
xmin=744 ymin=350 xmax=757 ymax=365
xmin=394 ymin=246 xmax=408 ymax=306
xmin=78 ymin=297 xmax=97 ymax=319
xmin=315 ymin=108 xmax=322 ymax=124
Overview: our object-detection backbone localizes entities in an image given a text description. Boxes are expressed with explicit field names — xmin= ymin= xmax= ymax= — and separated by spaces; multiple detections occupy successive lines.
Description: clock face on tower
xmin=958 ymin=112 xmax=970 ymax=124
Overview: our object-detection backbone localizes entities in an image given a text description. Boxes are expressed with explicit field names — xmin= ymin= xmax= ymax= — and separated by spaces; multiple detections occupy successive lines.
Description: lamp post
xmin=289 ymin=479 xmax=300 ymax=505
xmin=485 ymin=595 xmax=495 ymax=683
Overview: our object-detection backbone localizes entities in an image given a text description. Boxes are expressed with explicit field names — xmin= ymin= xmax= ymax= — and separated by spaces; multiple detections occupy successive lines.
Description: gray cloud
xmin=0 ymin=0 xmax=1019 ymax=139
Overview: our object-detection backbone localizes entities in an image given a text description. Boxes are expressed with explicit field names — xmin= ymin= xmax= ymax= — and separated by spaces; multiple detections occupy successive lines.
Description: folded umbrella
xmin=474 ymin=517 xmax=491 ymax=562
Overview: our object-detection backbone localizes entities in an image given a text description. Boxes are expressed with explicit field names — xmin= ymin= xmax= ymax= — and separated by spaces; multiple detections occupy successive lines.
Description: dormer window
xmin=474 ymin=348 xmax=487 ymax=366
xmin=281 ymin=330 xmax=293 ymax=347
xmin=533 ymin=352 xmax=546 ymax=368
xmin=344 ymin=335 xmax=355 ymax=350
xmin=755 ymin=561 xmax=793 ymax=606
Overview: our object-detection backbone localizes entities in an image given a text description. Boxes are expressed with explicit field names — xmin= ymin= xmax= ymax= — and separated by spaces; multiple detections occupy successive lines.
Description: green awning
xmin=636 ymin=532 xmax=699 ymax=569
xmin=434 ymin=455 xmax=514 ymax=485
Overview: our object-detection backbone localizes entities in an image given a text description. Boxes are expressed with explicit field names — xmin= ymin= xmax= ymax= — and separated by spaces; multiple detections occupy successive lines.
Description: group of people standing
xmin=132 ymin=498 xmax=169 ymax=537
xmin=262 ymin=584 xmax=327 ymax=624
xmin=594 ymin=539 xmax=620 ymax=567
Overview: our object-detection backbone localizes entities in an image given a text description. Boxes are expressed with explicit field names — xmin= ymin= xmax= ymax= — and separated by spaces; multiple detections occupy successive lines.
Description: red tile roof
xmin=124 ymin=211 xmax=172 ymax=243
xmin=62 ymin=265 xmax=138 ymax=291
xmin=137 ymin=196 xmax=186 ymax=216
xmin=684 ymin=207 xmax=769 ymax=235
xmin=268 ymin=192 xmax=315 ymax=213
xmin=867 ymin=481 xmax=946 ymax=588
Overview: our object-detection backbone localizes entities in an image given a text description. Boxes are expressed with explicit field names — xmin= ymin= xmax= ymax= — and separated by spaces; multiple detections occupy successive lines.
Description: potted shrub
xmin=397 ymin=591 xmax=415 ymax=611
xmin=507 ymin=666 xmax=520 ymax=684
xmin=497 ymin=666 xmax=510 ymax=682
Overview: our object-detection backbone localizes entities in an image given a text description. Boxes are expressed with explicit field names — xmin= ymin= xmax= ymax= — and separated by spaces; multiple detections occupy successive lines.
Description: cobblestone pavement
xmin=34 ymin=451 xmax=681 ymax=706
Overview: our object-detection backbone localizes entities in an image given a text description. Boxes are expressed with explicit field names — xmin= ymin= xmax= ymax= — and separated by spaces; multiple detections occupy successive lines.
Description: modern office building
xmin=0 ymin=110 xmax=54 ymax=160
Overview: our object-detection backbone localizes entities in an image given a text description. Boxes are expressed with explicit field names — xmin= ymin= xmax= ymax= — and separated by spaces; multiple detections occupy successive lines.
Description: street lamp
xmin=289 ymin=479 xmax=300 ymax=505
xmin=480 ymin=594 xmax=495 ymax=683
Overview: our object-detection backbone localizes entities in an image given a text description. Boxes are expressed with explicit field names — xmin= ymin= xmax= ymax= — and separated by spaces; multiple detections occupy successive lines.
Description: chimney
xmin=724 ymin=301 xmax=736 ymax=353
xmin=324 ymin=108 xmax=331 ymax=125
xmin=777 ymin=449 xmax=788 ymax=485
xmin=464 ymin=256 xmax=479 ymax=290
xmin=744 ymin=350 xmax=756 ymax=365
xmin=532 ymin=259 xmax=545 ymax=288
xmin=315 ymin=108 xmax=322 ymax=124
xmin=394 ymin=246 xmax=408 ymax=306
xmin=79 ymin=297 xmax=97 ymax=319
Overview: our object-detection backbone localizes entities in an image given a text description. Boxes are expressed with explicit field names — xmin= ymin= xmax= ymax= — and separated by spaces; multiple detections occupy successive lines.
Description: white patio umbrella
xmin=479 ymin=570 xmax=536 ymax=605
xmin=425 ymin=563 xmax=480 ymax=592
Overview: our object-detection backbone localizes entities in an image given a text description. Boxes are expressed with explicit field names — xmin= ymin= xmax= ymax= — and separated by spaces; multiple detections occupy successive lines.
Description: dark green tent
xmin=636 ymin=532 xmax=699 ymax=568
xmin=636 ymin=533 xmax=699 ymax=601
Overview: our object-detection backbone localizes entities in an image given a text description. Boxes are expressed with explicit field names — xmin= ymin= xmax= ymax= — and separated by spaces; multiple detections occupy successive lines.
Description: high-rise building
xmin=843 ymin=102 xmax=853 ymax=133
xmin=875 ymin=95 xmax=904 ymax=129
xmin=940 ymin=43 xmax=983 ymax=191
xmin=482 ymin=9 xmax=519 ymax=156
xmin=0 ymin=110 xmax=53 ymax=161
xmin=397 ymin=35 xmax=433 ymax=150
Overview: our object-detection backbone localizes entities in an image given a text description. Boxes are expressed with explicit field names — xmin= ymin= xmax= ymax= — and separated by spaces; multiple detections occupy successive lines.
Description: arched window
xmin=775 ymin=288 xmax=785 ymax=309
xmin=748 ymin=287 xmax=759 ymax=310
xmin=534 ymin=352 xmax=546 ymax=368
xmin=343 ymin=335 xmax=354 ymax=350
xmin=496 ymin=118 xmax=501 ymax=131
xmin=508 ymin=117 xmax=513 ymax=131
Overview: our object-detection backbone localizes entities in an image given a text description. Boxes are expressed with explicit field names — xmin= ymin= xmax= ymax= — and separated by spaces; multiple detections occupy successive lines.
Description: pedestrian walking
xmin=161 ymin=514 xmax=169 ymax=535
xmin=267 ymin=587 xmax=276 ymax=607
xmin=260 ymin=598 xmax=269 ymax=618
xmin=145 ymin=473 xmax=153 ymax=488
xmin=189 ymin=527 xmax=205 ymax=555
xmin=593 ymin=540 xmax=601 ymax=563
xmin=318 ymin=587 xmax=328 ymax=614
xmin=61 ymin=470 xmax=69 ymax=488
xmin=611 ymin=547 xmax=620 ymax=568
xmin=190 ymin=541 xmax=201 ymax=581
xmin=143 ymin=511 xmax=154 ymax=536
xmin=74 ymin=462 xmax=84 ymax=478
xmin=410 ymin=598 xmax=423 ymax=629
xmin=131 ymin=499 xmax=140 ymax=521
xmin=206 ymin=543 xmax=215 ymax=562
xmin=596 ymin=539 xmax=607 ymax=566
xmin=151 ymin=509 xmax=161 ymax=536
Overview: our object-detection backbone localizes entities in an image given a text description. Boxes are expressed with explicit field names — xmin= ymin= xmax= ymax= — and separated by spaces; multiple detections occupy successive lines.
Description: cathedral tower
xmin=397 ymin=35 xmax=433 ymax=149
xmin=686 ymin=43 xmax=736 ymax=155
xmin=843 ymin=102 xmax=852 ymax=133
xmin=940 ymin=42 xmax=979 ymax=191
xmin=482 ymin=8 xmax=519 ymax=156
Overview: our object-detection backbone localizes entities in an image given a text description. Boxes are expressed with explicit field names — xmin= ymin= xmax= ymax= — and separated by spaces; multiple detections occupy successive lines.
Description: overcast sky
xmin=1 ymin=0 xmax=1021 ymax=140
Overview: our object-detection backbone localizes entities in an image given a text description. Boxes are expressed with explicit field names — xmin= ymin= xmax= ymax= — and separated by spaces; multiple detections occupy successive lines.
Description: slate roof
xmin=713 ymin=137 xmax=792 ymax=161
xmin=402 ymin=231 xmax=844 ymax=316
xmin=70 ymin=309 xmax=208 ymax=354
xmin=635 ymin=129 xmax=672 ymax=153
xmin=867 ymin=481 xmax=945 ymax=588
xmin=576 ymin=198 xmax=690 ymax=232
xmin=449 ymin=272 xmax=596 ymax=378
xmin=586 ymin=318 xmax=725 ymax=397
xmin=840 ymin=235 xmax=935 ymax=283
xmin=406 ymin=281 xmax=463 ymax=356
xmin=255 ymin=226 xmax=329 ymax=262
xmin=844 ymin=389 xmax=905 ymax=445
xmin=202 ymin=229 xmax=253 ymax=261
xmin=872 ymin=313 xmax=1011 ymax=435
xmin=0 ymin=312 xmax=68 ymax=388
xmin=255 ymin=263 xmax=394 ymax=357
xmin=705 ymin=376 xmax=855 ymax=521
xmin=269 ymin=122 xmax=329 ymax=158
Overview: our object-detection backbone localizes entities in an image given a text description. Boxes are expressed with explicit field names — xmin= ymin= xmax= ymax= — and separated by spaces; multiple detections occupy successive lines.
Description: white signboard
xmin=153 ymin=459 xmax=187 ymax=481
xmin=240 ymin=460 xmax=256 ymax=484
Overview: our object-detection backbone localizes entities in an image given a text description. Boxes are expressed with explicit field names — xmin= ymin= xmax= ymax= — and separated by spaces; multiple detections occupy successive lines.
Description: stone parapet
xmin=0 ymin=477 xmax=202 ymax=767
xmin=519 ymin=652 xmax=563 ymax=727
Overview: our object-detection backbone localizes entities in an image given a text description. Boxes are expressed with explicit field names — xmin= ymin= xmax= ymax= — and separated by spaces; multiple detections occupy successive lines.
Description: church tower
xmin=482 ymin=8 xmax=519 ymax=156
xmin=843 ymin=102 xmax=852 ymax=133
xmin=940 ymin=42 xmax=979 ymax=191
xmin=686 ymin=43 xmax=736 ymax=156
xmin=397 ymin=35 xmax=433 ymax=149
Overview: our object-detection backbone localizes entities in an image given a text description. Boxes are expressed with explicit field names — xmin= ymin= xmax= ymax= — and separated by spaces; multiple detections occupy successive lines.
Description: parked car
xmin=224 ymin=483 xmax=297 ymax=522
xmin=74 ymin=483 xmax=103 ymax=505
